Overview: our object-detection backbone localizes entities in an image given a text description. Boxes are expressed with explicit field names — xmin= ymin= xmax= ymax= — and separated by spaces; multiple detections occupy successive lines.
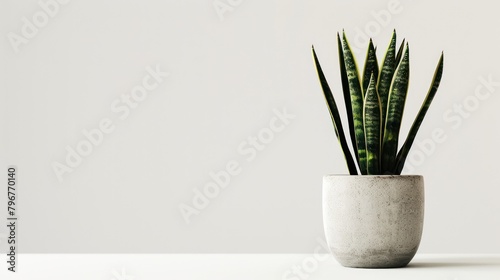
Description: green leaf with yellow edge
xmin=382 ymin=44 xmax=410 ymax=173
xmin=312 ymin=46 xmax=358 ymax=175
xmin=377 ymin=31 xmax=397 ymax=132
xmin=342 ymin=31 xmax=366 ymax=174
xmin=337 ymin=33 xmax=359 ymax=171
xmin=363 ymin=74 xmax=382 ymax=174
xmin=394 ymin=53 xmax=444 ymax=174
xmin=362 ymin=39 xmax=379 ymax=93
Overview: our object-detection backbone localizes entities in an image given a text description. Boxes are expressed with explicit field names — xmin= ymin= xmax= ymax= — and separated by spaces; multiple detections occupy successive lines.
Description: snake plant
xmin=312 ymin=30 xmax=444 ymax=175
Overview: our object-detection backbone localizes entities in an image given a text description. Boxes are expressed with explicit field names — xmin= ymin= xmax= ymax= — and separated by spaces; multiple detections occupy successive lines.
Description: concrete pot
xmin=322 ymin=175 xmax=424 ymax=268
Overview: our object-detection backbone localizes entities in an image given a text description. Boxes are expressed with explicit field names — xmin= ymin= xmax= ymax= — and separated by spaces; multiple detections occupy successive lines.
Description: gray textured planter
xmin=322 ymin=175 xmax=424 ymax=268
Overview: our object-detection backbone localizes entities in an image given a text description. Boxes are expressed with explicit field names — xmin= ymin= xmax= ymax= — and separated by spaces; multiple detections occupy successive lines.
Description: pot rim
xmin=323 ymin=174 xmax=423 ymax=178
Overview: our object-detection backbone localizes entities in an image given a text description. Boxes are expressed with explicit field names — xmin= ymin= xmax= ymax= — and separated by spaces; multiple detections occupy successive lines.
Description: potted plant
xmin=312 ymin=30 xmax=444 ymax=268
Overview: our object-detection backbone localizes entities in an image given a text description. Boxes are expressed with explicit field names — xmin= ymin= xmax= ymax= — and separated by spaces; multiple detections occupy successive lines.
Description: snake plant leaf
xmin=362 ymin=39 xmax=379 ymax=93
xmin=363 ymin=74 xmax=382 ymax=174
xmin=312 ymin=46 xmax=358 ymax=175
xmin=342 ymin=31 xmax=366 ymax=174
xmin=337 ymin=33 xmax=359 ymax=170
xmin=381 ymin=44 xmax=410 ymax=173
xmin=393 ymin=53 xmax=444 ymax=174
xmin=395 ymin=38 xmax=406 ymax=67
xmin=377 ymin=31 xmax=397 ymax=130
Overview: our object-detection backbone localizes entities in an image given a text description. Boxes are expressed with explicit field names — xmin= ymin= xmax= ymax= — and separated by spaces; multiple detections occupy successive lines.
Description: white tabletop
xmin=1 ymin=254 xmax=499 ymax=279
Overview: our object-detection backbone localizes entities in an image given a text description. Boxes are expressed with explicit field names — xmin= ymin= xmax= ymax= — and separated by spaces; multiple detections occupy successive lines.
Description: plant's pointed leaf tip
xmin=312 ymin=47 xmax=319 ymax=61
xmin=369 ymin=39 xmax=375 ymax=49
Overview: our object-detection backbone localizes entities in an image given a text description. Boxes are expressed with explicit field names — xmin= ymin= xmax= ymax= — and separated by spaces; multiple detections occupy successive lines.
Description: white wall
xmin=0 ymin=0 xmax=499 ymax=253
